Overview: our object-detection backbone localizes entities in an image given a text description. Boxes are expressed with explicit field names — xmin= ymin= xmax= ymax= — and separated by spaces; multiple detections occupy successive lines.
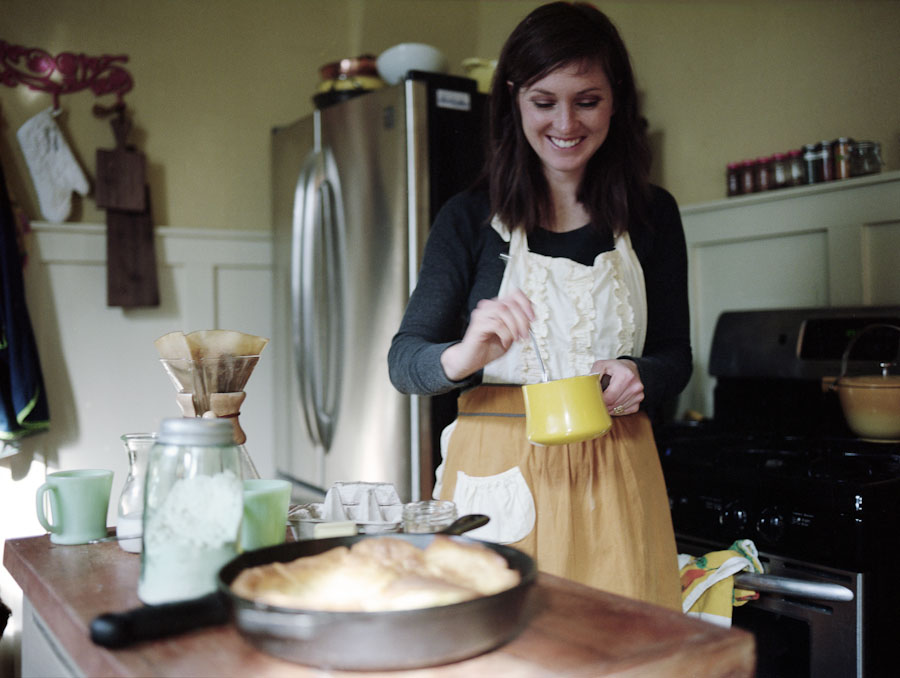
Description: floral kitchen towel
xmin=16 ymin=107 xmax=89 ymax=223
xmin=679 ymin=539 xmax=764 ymax=627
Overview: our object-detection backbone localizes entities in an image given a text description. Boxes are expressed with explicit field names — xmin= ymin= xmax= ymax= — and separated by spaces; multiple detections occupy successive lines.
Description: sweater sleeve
xmin=624 ymin=186 xmax=693 ymax=413
xmin=388 ymin=191 xmax=499 ymax=395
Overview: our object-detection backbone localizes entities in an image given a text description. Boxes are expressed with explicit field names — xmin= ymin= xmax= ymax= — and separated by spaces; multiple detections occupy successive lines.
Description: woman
xmin=388 ymin=1 xmax=690 ymax=610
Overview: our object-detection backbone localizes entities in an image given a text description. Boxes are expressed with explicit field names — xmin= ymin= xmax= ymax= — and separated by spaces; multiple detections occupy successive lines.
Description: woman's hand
xmin=441 ymin=290 xmax=534 ymax=382
xmin=591 ymin=358 xmax=644 ymax=416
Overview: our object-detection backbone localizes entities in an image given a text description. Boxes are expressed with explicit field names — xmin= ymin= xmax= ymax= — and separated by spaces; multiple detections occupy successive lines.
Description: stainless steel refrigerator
xmin=272 ymin=73 xmax=486 ymax=502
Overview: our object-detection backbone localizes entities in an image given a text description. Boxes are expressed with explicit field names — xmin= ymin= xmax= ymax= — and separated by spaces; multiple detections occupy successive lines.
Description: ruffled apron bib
xmin=437 ymin=221 xmax=681 ymax=610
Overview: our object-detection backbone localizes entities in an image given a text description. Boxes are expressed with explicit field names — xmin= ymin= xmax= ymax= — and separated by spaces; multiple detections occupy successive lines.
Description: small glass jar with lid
xmin=138 ymin=418 xmax=243 ymax=604
xmin=402 ymin=500 xmax=458 ymax=533
xmin=849 ymin=141 xmax=884 ymax=176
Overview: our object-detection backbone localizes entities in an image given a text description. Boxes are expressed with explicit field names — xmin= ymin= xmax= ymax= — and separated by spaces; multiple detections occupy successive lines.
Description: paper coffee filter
xmin=155 ymin=330 xmax=269 ymax=415
xmin=184 ymin=330 xmax=269 ymax=361
xmin=154 ymin=331 xmax=192 ymax=361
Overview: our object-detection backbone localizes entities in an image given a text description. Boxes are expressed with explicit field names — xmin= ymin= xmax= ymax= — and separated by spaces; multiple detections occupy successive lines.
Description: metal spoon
xmin=499 ymin=253 xmax=549 ymax=382
xmin=529 ymin=329 xmax=549 ymax=382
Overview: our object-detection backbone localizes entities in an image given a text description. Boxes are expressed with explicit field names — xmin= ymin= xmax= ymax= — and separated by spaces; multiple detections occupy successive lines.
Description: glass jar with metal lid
xmin=849 ymin=141 xmax=884 ymax=177
xmin=138 ymin=418 xmax=243 ymax=604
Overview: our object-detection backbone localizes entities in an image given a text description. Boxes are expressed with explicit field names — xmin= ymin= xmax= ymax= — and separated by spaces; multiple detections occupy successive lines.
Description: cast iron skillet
xmin=91 ymin=515 xmax=538 ymax=671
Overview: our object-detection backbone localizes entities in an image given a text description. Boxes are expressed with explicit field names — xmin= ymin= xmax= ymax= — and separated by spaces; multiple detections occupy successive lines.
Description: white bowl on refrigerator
xmin=376 ymin=43 xmax=448 ymax=85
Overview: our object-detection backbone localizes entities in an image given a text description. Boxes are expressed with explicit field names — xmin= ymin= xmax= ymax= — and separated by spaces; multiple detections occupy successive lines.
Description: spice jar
xmin=726 ymin=162 xmax=741 ymax=197
xmin=819 ymin=141 xmax=834 ymax=181
xmin=138 ymin=418 xmax=243 ymax=604
xmin=788 ymin=149 xmax=806 ymax=186
xmin=755 ymin=157 xmax=773 ymax=192
xmin=402 ymin=500 xmax=457 ymax=533
xmin=771 ymin=153 xmax=789 ymax=189
xmin=802 ymin=144 xmax=822 ymax=184
xmin=740 ymin=160 xmax=756 ymax=194
xmin=832 ymin=137 xmax=853 ymax=180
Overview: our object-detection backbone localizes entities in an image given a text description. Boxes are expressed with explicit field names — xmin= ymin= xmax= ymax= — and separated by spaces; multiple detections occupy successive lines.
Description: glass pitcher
xmin=116 ymin=432 xmax=157 ymax=553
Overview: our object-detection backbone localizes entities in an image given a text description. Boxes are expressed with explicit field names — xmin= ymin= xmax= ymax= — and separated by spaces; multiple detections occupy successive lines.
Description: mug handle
xmin=35 ymin=483 xmax=60 ymax=534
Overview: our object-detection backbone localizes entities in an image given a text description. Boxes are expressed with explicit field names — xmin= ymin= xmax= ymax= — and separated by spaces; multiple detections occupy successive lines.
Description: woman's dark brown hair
xmin=487 ymin=1 xmax=651 ymax=236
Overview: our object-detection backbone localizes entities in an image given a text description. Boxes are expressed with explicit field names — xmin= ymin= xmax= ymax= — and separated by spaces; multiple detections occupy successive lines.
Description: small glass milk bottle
xmin=138 ymin=418 xmax=243 ymax=604
xmin=116 ymin=432 xmax=157 ymax=553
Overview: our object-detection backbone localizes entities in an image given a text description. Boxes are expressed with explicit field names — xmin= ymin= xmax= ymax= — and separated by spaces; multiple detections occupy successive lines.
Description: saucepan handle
xmin=90 ymin=592 xmax=230 ymax=648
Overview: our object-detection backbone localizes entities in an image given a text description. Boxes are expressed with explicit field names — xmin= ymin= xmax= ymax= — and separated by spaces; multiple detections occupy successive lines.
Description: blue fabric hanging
xmin=0 ymin=157 xmax=50 ymax=441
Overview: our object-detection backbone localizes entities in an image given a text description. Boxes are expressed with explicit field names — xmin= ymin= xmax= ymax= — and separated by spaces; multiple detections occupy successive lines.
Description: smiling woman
xmin=389 ymin=1 xmax=690 ymax=610
xmin=516 ymin=61 xmax=615 ymax=196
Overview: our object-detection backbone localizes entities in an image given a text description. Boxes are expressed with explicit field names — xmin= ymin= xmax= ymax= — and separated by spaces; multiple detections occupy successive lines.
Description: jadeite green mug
xmin=35 ymin=469 xmax=114 ymax=544
xmin=240 ymin=479 xmax=292 ymax=551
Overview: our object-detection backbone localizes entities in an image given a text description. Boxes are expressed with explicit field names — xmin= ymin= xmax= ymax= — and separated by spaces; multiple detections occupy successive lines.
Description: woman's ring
xmin=613 ymin=405 xmax=625 ymax=415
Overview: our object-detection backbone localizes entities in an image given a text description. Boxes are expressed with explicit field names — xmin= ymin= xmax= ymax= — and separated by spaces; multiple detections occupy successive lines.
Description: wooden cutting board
xmin=96 ymin=108 xmax=159 ymax=307
xmin=95 ymin=114 xmax=145 ymax=212
xmin=106 ymin=187 xmax=159 ymax=308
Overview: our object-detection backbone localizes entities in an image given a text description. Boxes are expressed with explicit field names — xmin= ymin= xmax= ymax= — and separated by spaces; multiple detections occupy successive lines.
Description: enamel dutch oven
xmin=91 ymin=515 xmax=538 ymax=671
xmin=827 ymin=323 xmax=900 ymax=441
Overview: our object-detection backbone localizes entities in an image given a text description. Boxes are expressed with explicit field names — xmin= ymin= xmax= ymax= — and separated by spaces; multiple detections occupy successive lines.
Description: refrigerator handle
xmin=291 ymin=149 xmax=343 ymax=452
xmin=292 ymin=151 xmax=322 ymax=449
xmin=312 ymin=166 xmax=343 ymax=451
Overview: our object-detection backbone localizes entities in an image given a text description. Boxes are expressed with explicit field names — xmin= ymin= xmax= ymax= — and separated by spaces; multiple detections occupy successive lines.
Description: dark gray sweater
xmin=388 ymin=186 xmax=692 ymax=414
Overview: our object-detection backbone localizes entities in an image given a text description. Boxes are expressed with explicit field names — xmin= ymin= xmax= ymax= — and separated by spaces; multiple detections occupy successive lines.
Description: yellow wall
xmin=2 ymin=0 xmax=898 ymax=231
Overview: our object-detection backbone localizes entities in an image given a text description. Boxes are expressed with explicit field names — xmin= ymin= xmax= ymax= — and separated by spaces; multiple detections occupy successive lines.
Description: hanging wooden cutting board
xmin=96 ymin=108 xmax=159 ymax=307
xmin=95 ymin=113 xmax=146 ymax=212
xmin=106 ymin=186 xmax=159 ymax=307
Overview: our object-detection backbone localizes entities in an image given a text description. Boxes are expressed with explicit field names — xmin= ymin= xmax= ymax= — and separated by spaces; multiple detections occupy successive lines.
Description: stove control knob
xmin=756 ymin=509 xmax=785 ymax=543
xmin=721 ymin=502 xmax=749 ymax=533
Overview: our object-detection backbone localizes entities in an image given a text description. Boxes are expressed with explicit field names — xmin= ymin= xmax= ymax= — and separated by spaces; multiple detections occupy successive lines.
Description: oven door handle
xmin=733 ymin=573 xmax=854 ymax=602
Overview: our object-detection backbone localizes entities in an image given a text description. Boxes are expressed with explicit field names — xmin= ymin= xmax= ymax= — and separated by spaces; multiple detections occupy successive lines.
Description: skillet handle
xmin=90 ymin=592 xmax=230 ymax=648
xmin=440 ymin=514 xmax=489 ymax=535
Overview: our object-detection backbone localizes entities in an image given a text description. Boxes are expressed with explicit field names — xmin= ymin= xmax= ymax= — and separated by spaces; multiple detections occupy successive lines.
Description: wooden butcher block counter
xmin=4 ymin=535 xmax=755 ymax=677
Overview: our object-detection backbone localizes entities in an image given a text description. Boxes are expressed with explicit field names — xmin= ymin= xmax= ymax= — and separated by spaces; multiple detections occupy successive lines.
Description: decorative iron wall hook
xmin=0 ymin=40 xmax=133 ymax=110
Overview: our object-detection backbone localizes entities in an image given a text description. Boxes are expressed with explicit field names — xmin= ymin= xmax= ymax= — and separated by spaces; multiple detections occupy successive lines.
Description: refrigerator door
xmin=273 ymin=86 xmax=414 ymax=499
xmin=273 ymin=75 xmax=485 ymax=503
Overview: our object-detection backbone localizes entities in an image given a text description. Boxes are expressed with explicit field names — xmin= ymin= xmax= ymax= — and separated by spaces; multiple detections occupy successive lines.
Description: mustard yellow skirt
xmin=438 ymin=385 xmax=681 ymax=611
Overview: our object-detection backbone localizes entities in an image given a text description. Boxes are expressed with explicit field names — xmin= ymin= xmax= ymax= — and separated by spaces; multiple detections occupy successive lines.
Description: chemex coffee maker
xmin=155 ymin=330 xmax=268 ymax=478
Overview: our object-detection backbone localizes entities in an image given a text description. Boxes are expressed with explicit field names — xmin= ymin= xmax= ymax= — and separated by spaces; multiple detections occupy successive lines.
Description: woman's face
xmin=516 ymin=60 xmax=614 ymax=184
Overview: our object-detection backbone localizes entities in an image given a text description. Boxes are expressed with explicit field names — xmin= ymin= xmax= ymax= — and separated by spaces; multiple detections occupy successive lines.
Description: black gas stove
xmin=656 ymin=306 xmax=900 ymax=678
xmin=659 ymin=423 xmax=900 ymax=570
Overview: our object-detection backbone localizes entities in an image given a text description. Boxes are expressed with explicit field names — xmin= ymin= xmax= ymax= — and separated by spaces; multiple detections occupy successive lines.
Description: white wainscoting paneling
xmin=1 ymin=222 xmax=274 ymax=676
xmin=5 ymin=221 xmax=273 ymax=539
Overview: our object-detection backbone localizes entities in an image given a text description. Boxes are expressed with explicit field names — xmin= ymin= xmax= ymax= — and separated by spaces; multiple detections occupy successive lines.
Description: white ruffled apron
xmin=436 ymin=220 xmax=682 ymax=609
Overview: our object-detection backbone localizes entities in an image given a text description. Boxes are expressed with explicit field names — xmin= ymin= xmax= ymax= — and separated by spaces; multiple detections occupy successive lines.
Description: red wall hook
xmin=0 ymin=40 xmax=133 ymax=110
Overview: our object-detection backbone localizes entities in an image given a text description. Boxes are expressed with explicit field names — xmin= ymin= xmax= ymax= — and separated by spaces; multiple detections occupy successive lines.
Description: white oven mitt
xmin=16 ymin=108 xmax=89 ymax=223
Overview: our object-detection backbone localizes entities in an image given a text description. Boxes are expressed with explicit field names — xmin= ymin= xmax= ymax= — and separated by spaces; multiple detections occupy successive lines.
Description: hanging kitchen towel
xmin=679 ymin=539 xmax=763 ymax=627
xmin=0 ymin=156 xmax=50 ymax=442
xmin=16 ymin=107 xmax=89 ymax=223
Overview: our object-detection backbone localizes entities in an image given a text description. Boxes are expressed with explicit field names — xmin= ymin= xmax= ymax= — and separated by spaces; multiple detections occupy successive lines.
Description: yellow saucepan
xmin=522 ymin=374 xmax=612 ymax=446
